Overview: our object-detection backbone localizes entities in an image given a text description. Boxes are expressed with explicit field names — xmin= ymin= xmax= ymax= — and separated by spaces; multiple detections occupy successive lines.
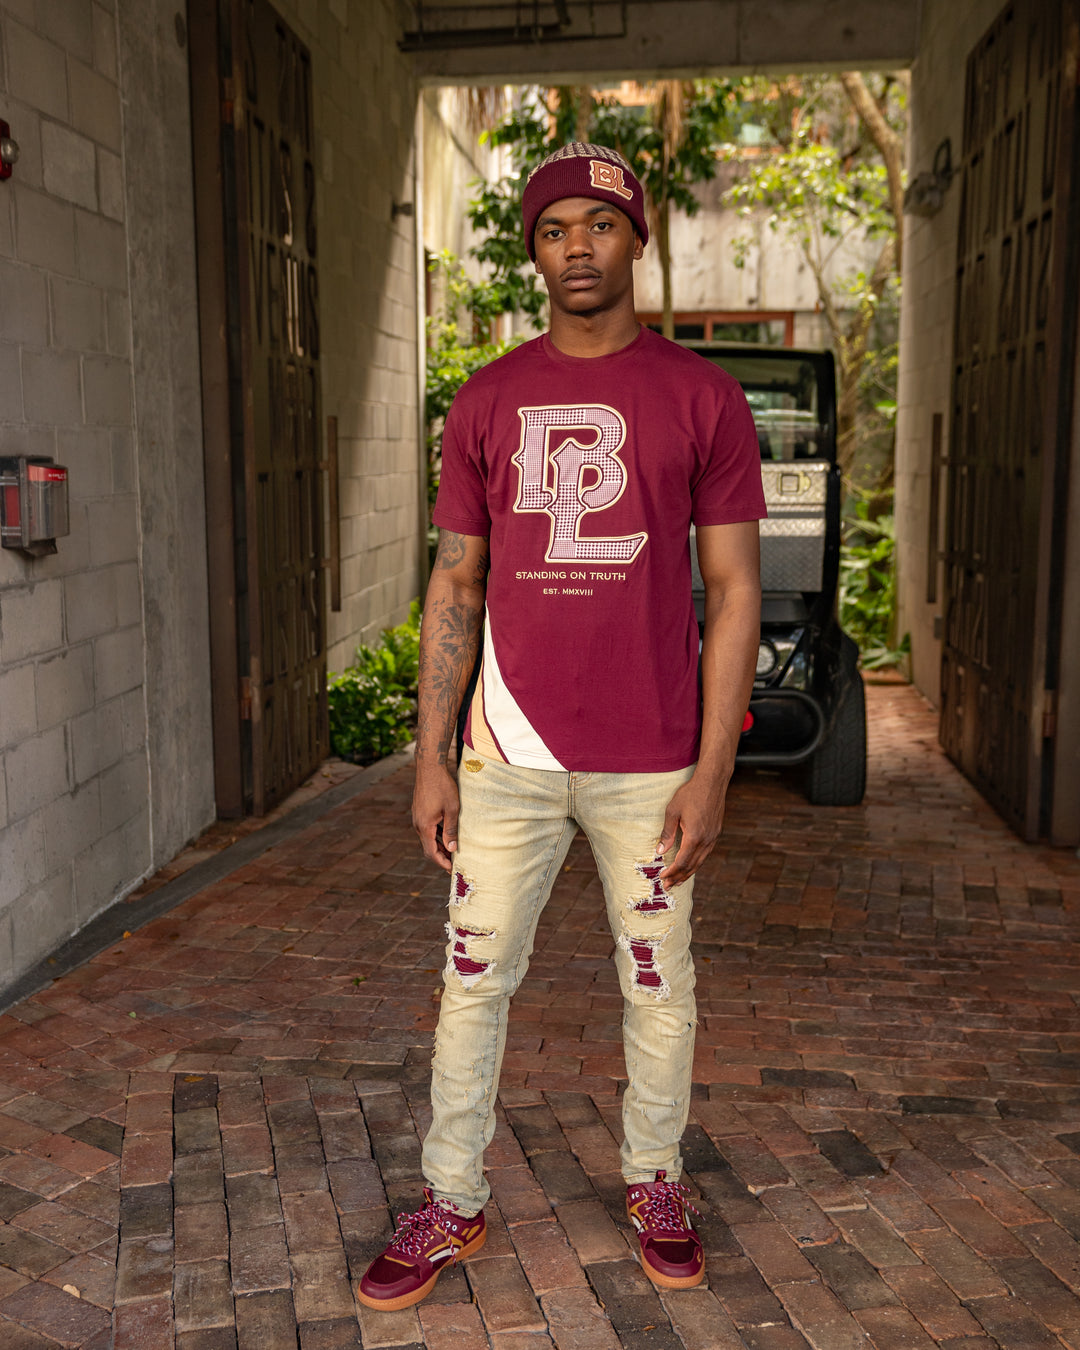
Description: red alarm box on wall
xmin=0 ymin=457 xmax=70 ymax=556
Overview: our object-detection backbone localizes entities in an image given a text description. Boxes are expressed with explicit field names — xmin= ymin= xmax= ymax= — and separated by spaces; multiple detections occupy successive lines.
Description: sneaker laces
xmin=389 ymin=1198 xmax=452 ymax=1261
xmin=640 ymin=1175 xmax=700 ymax=1232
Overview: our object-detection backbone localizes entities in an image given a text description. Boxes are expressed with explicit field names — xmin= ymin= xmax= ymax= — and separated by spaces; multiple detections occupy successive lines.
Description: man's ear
xmin=633 ymin=232 xmax=644 ymax=261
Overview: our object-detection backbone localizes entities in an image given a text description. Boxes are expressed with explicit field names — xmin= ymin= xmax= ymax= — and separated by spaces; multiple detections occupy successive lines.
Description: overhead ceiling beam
xmin=406 ymin=0 xmax=919 ymax=85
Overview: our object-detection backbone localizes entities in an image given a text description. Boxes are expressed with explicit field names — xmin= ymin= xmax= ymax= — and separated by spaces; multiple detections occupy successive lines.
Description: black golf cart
xmin=687 ymin=343 xmax=867 ymax=806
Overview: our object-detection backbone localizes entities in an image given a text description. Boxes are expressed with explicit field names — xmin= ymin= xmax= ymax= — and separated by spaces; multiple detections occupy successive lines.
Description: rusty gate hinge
xmin=221 ymin=77 xmax=235 ymax=126
xmin=1043 ymin=689 xmax=1057 ymax=739
xmin=239 ymin=675 xmax=252 ymax=721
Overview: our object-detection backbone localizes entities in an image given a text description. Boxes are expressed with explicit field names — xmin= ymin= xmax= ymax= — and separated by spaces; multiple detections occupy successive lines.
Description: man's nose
xmin=564 ymin=227 xmax=593 ymax=256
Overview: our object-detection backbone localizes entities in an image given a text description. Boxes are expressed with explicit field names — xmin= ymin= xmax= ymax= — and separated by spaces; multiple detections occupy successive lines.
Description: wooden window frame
xmin=637 ymin=311 xmax=796 ymax=346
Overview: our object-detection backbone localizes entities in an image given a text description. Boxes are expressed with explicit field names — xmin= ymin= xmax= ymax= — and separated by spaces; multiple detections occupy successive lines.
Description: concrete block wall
xmin=272 ymin=0 xmax=425 ymax=674
xmin=116 ymin=0 xmax=214 ymax=866
xmin=0 ymin=0 xmax=152 ymax=984
xmin=1 ymin=0 xmax=449 ymax=992
xmin=894 ymin=0 xmax=1003 ymax=707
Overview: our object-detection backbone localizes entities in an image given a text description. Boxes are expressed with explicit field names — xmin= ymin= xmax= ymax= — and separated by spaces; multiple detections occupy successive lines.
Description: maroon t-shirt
xmin=433 ymin=327 xmax=766 ymax=773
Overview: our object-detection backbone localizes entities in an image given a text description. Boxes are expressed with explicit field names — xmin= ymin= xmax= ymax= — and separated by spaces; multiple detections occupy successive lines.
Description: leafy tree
xmin=424 ymin=251 xmax=521 ymax=548
xmin=467 ymin=92 xmax=569 ymax=327
xmin=724 ymin=74 xmax=906 ymax=482
xmin=467 ymin=83 xmax=741 ymax=337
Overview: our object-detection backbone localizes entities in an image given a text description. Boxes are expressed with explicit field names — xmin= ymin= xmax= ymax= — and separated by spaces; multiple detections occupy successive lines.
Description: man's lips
xmin=561 ymin=268 xmax=601 ymax=289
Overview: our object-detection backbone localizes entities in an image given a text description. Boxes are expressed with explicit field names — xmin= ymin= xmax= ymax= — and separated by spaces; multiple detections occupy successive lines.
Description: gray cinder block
xmin=42 ymin=122 xmax=98 ymax=211
xmin=5 ymin=725 xmax=70 ymax=822
xmin=92 ymin=624 xmax=144 ymax=702
xmin=1 ymin=581 xmax=64 ymax=663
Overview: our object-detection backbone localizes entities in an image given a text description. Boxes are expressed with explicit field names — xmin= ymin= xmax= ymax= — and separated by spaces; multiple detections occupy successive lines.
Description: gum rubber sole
xmin=627 ymin=1198 xmax=705 ymax=1290
xmin=637 ymin=1255 xmax=705 ymax=1289
xmin=355 ymin=1225 xmax=487 ymax=1312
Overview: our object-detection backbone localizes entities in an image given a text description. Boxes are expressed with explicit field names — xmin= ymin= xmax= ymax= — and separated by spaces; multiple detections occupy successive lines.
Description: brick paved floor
xmin=1 ymin=682 xmax=1079 ymax=1349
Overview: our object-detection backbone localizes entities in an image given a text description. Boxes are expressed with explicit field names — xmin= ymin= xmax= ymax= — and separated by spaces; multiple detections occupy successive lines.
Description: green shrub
xmin=327 ymin=600 xmax=421 ymax=763
xmin=839 ymin=494 xmax=909 ymax=670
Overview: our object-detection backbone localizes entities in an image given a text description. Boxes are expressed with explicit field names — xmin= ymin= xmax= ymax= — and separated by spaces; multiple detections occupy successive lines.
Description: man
xmin=358 ymin=142 xmax=765 ymax=1312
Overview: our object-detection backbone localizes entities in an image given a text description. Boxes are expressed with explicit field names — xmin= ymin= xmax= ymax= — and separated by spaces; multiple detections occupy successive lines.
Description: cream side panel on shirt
xmin=481 ymin=615 xmax=567 ymax=771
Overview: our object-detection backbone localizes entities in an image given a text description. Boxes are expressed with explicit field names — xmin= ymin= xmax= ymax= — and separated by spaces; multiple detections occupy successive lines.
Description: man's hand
xmin=658 ymin=519 xmax=761 ymax=889
xmin=413 ymin=762 xmax=460 ymax=872
xmin=657 ymin=770 xmax=730 ymax=887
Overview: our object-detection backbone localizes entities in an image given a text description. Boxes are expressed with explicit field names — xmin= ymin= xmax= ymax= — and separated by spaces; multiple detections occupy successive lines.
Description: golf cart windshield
xmin=713 ymin=352 xmax=827 ymax=462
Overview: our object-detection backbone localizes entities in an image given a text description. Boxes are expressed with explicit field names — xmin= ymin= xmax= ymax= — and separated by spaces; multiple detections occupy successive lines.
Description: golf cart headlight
xmin=756 ymin=640 xmax=777 ymax=677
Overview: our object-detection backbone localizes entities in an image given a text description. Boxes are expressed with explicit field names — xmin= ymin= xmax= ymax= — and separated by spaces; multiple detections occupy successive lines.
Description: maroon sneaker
xmin=626 ymin=1170 xmax=704 ymax=1289
xmin=357 ymin=1188 xmax=486 ymax=1311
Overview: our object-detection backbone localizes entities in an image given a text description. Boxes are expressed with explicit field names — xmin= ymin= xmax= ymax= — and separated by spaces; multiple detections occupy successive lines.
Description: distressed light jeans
xmin=421 ymin=755 xmax=698 ymax=1215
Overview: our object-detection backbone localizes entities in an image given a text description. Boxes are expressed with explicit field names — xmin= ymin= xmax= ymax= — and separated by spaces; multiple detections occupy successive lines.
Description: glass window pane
xmin=704 ymin=353 xmax=825 ymax=461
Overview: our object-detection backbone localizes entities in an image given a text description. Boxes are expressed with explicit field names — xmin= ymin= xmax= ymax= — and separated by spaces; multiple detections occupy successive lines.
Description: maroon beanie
xmin=522 ymin=142 xmax=649 ymax=261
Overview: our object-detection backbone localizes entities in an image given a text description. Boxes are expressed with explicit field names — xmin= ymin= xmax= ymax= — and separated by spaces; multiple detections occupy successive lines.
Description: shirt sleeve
xmin=431 ymin=388 xmax=492 ymax=537
xmin=690 ymin=380 xmax=768 ymax=526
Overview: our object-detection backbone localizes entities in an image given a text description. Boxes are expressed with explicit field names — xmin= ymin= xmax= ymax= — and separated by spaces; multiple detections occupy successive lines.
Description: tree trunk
xmin=836 ymin=353 xmax=860 ymax=482
xmin=646 ymin=81 xmax=686 ymax=340
xmin=834 ymin=234 xmax=896 ymax=480
xmin=658 ymin=194 xmax=674 ymax=338
xmin=572 ymin=86 xmax=592 ymax=142
xmin=840 ymin=72 xmax=905 ymax=273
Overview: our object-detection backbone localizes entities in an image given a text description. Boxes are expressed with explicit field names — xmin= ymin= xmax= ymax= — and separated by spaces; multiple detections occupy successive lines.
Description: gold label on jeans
xmin=464 ymin=759 xmax=484 ymax=773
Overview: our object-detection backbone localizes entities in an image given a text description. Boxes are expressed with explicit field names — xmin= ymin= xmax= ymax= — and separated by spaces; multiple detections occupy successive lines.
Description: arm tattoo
xmin=434 ymin=531 xmax=467 ymax=570
xmin=434 ymin=530 xmax=491 ymax=583
xmin=417 ymin=533 xmax=489 ymax=763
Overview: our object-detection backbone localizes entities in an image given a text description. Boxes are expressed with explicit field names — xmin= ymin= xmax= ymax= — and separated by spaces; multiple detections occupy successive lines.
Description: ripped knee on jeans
xmin=445 ymin=921 xmax=496 ymax=988
xmin=617 ymin=931 xmax=671 ymax=1001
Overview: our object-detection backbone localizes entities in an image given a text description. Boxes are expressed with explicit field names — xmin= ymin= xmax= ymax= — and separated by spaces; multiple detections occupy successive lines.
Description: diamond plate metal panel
xmin=761 ymin=464 xmax=828 ymax=505
xmin=760 ymin=461 xmax=828 ymax=591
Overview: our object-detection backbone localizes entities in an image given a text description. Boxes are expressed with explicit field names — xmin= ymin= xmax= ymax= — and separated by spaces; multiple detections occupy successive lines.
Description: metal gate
xmin=941 ymin=0 xmax=1079 ymax=840
xmin=191 ymin=0 xmax=328 ymax=817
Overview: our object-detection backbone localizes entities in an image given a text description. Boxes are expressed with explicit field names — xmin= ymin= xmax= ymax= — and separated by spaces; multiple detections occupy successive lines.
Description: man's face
xmin=533 ymin=196 xmax=643 ymax=318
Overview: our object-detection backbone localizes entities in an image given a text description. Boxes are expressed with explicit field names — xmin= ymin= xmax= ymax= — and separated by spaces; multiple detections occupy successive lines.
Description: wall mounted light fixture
xmin=0 ymin=119 xmax=19 ymax=180
xmin=903 ymin=138 xmax=954 ymax=217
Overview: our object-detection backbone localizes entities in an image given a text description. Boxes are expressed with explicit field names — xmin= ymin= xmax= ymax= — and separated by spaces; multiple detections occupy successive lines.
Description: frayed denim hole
xmin=444 ymin=920 xmax=496 ymax=988
xmin=450 ymin=870 xmax=475 ymax=907
xmin=627 ymin=851 xmax=674 ymax=915
xmin=617 ymin=930 xmax=672 ymax=1001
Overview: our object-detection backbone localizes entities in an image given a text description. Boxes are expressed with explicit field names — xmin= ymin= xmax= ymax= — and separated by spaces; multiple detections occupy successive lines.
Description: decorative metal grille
xmin=232 ymin=0 xmax=328 ymax=813
xmin=940 ymin=0 xmax=1071 ymax=838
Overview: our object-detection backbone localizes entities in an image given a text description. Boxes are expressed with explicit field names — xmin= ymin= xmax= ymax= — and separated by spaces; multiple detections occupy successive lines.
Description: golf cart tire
xmin=805 ymin=671 xmax=867 ymax=806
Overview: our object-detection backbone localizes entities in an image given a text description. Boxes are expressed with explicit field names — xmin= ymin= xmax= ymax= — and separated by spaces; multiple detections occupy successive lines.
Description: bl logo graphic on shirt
xmin=512 ymin=404 xmax=648 ymax=564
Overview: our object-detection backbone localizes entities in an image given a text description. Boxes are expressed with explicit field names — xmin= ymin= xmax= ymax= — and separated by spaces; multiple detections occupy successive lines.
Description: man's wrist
xmin=692 ymin=752 xmax=735 ymax=785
